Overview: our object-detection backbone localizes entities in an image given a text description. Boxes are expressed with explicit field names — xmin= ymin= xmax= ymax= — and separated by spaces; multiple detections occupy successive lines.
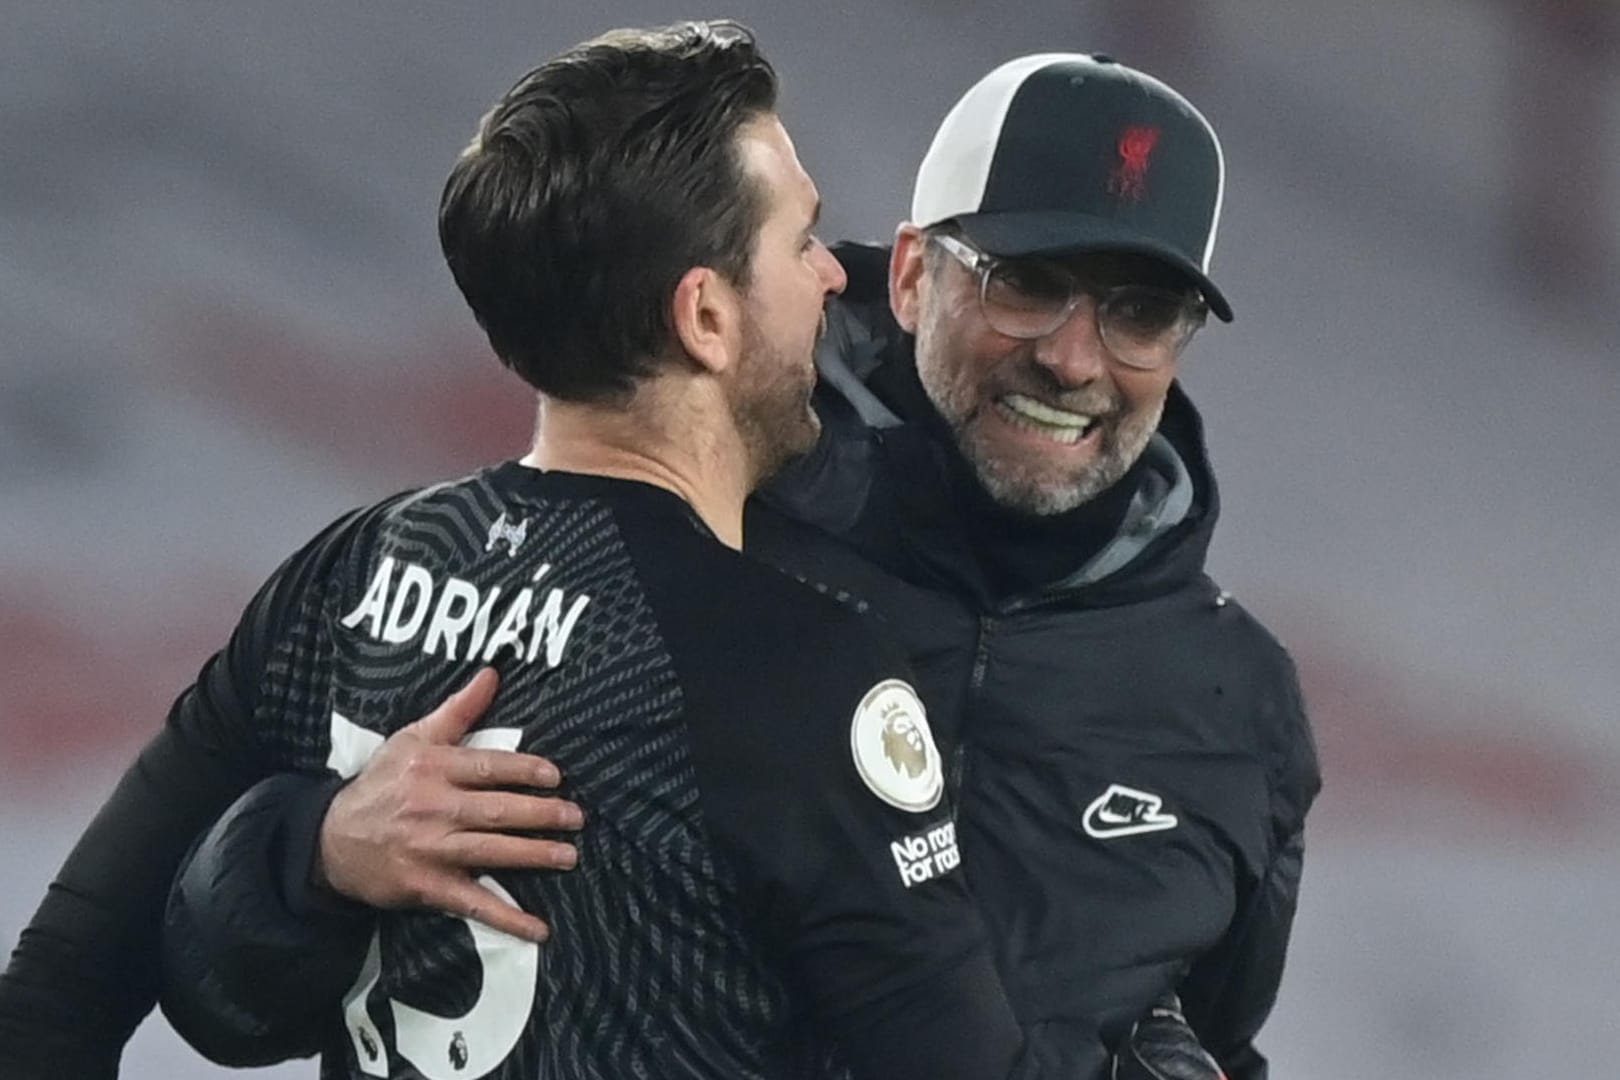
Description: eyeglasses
xmin=930 ymin=233 xmax=1208 ymax=370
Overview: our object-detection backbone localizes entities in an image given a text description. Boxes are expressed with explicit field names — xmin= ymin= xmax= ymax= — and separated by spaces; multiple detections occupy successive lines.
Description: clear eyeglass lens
xmin=980 ymin=262 xmax=1075 ymax=338
xmin=1098 ymin=288 xmax=1206 ymax=369
xmin=950 ymin=237 xmax=1206 ymax=367
xmin=1106 ymin=286 xmax=1201 ymax=337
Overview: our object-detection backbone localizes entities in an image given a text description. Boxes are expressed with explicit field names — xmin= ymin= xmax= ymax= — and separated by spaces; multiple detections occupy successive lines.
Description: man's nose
xmin=814 ymin=240 xmax=848 ymax=296
xmin=1032 ymin=297 xmax=1109 ymax=387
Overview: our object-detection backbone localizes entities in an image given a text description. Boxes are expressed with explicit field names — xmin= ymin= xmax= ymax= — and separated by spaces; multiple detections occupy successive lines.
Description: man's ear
xmin=671 ymin=266 xmax=740 ymax=376
xmin=889 ymin=224 xmax=928 ymax=333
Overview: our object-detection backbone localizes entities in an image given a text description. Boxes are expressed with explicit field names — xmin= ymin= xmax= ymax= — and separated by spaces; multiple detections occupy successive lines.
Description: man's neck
xmin=521 ymin=387 xmax=752 ymax=550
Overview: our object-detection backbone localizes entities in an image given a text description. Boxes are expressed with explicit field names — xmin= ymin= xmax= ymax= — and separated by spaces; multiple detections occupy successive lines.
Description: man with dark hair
xmin=437 ymin=23 xmax=779 ymax=405
xmin=2 ymin=21 xmax=1107 ymax=1080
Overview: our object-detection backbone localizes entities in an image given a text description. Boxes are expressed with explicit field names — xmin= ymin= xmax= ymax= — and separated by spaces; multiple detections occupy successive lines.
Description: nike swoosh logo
xmin=1083 ymin=783 xmax=1179 ymax=839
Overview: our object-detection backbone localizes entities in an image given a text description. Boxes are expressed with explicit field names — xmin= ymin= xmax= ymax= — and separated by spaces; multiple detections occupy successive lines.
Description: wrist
xmin=285 ymin=775 xmax=367 ymax=918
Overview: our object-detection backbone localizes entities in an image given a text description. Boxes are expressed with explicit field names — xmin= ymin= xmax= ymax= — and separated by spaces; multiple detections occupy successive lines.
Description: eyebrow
xmin=805 ymin=198 xmax=821 ymax=236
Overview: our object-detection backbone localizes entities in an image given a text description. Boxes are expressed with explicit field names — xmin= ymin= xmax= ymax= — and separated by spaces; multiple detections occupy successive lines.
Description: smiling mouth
xmin=993 ymin=393 xmax=1097 ymax=446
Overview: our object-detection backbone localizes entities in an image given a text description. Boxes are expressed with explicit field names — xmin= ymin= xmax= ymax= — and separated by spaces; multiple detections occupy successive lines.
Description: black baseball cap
xmin=911 ymin=53 xmax=1232 ymax=321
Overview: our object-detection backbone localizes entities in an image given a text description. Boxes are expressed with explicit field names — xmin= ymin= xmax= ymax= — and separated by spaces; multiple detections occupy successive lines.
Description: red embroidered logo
xmin=1108 ymin=126 xmax=1161 ymax=202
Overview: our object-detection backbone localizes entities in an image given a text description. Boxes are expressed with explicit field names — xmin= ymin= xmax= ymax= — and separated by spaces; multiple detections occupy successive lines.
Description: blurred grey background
xmin=2 ymin=2 xmax=1617 ymax=1077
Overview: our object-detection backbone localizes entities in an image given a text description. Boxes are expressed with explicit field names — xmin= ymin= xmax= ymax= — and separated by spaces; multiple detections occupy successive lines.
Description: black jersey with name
xmin=158 ymin=464 xmax=1084 ymax=1080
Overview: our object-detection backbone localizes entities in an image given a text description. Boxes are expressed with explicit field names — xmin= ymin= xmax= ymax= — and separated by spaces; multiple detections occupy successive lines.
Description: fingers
xmin=450 ymin=791 xmax=585 ymax=833
xmin=412 ymin=667 xmax=501 ymax=745
xmin=397 ymin=670 xmax=571 ymax=793
xmin=444 ymin=747 xmax=563 ymax=790
xmin=444 ymin=832 xmax=581 ymax=872
xmin=424 ymin=875 xmax=552 ymax=943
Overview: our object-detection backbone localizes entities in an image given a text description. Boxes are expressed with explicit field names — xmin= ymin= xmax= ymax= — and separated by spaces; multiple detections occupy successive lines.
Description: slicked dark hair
xmin=439 ymin=21 xmax=778 ymax=402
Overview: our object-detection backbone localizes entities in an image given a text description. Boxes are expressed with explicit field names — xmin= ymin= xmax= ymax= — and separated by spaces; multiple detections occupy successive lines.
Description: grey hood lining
xmin=815 ymin=302 xmax=904 ymax=429
xmin=1053 ymin=433 xmax=1194 ymax=591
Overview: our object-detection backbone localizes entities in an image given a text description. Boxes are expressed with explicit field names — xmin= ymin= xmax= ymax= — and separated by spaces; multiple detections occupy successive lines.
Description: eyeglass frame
xmin=927 ymin=232 xmax=1208 ymax=370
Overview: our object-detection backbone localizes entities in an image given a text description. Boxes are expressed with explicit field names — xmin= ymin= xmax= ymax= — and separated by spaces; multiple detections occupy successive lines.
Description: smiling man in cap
xmin=897 ymin=52 xmax=1229 ymax=518
xmin=753 ymin=52 xmax=1317 ymax=1079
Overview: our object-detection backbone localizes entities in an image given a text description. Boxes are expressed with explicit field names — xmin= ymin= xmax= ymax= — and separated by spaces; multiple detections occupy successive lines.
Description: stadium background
xmin=2 ymin=2 xmax=1616 ymax=1076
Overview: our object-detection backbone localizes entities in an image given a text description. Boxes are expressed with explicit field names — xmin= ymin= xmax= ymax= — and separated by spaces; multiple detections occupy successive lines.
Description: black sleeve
xmin=0 ymin=508 xmax=367 ymax=1080
xmin=665 ymin=570 xmax=1108 ymax=1080
xmin=1180 ymin=827 xmax=1305 ymax=1080
xmin=159 ymin=773 xmax=373 ymax=1065
xmin=1180 ymin=656 xmax=1321 ymax=1080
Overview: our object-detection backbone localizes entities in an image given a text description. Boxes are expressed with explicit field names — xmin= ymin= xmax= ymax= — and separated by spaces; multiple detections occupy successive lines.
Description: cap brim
xmin=953 ymin=212 xmax=1233 ymax=322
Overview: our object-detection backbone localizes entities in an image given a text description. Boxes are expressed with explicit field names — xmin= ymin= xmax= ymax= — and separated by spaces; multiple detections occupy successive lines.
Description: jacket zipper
xmin=953 ymin=616 xmax=998 ymax=795
xmin=970 ymin=615 xmax=996 ymax=693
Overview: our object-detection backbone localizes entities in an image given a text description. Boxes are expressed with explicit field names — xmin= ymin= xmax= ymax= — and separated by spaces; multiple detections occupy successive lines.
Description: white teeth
xmin=998 ymin=394 xmax=1094 ymax=431
xmin=993 ymin=395 xmax=1096 ymax=445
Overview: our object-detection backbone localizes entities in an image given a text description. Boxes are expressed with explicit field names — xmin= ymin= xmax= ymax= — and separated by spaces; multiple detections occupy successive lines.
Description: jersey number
xmin=328 ymin=711 xmax=540 ymax=1079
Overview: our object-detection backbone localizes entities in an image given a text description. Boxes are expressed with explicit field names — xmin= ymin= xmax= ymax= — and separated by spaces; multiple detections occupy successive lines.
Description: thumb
xmin=411 ymin=667 xmax=501 ymax=745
